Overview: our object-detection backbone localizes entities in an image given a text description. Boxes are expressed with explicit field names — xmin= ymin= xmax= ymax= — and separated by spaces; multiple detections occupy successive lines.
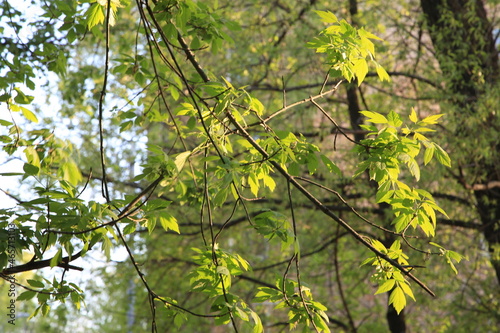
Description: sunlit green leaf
xmin=85 ymin=3 xmax=105 ymax=29
xmin=360 ymin=111 xmax=388 ymax=124
xmin=314 ymin=10 xmax=338 ymax=23
xmin=375 ymin=279 xmax=395 ymax=295
xmin=375 ymin=64 xmax=391 ymax=82
xmin=423 ymin=145 xmax=435 ymax=165
xmin=409 ymin=108 xmax=418 ymax=123
xmin=421 ymin=114 xmax=444 ymax=125
xmin=434 ymin=145 xmax=451 ymax=167
xmin=389 ymin=286 xmax=406 ymax=314
xmin=50 ymin=248 xmax=63 ymax=268
xmin=159 ymin=212 xmax=180 ymax=234
xmin=174 ymin=151 xmax=191 ymax=172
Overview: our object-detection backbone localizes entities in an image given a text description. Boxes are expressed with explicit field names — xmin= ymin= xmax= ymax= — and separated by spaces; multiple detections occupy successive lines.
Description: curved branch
xmin=227 ymin=111 xmax=436 ymax=297
xmin=2 ymin=250 xmax=84 ymax=275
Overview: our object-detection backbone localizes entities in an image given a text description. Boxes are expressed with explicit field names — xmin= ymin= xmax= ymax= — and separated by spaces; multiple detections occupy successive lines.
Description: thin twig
xmin=98 ymin=0 xmax=112 ymax=202
xmin=333 ymin=224 xmax=357 ymax=332
xmin=260 ymin=81 xmax=343 ymax=124
xmin=288 ymin=181 xmax=320 ymax=333
xmin=295 ymin=176 xmax=402 ymax=235
xmin=310 ymin=98 xmax=360 ymax=146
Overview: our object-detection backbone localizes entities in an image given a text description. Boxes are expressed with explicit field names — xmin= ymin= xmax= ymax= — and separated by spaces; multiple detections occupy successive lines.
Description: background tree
xmin=0 ymin=0 xmax=499 ymax=332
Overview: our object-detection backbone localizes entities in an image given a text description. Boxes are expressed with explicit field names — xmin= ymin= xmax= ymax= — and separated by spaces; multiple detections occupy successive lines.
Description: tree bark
xmin=346 ymin=0 xmax=365 ymax=143
xmin=387 ymin=304 xmax=406 ymax=333
xmin=420 ymin=0 xmax=500 ymax=284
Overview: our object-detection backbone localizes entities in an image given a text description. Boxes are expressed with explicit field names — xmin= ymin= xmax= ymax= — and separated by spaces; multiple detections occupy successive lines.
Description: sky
xmin=1 ymin=4 xmax=132 ymax=329
xmin=0 ymin=0 xmax=46 ymax=209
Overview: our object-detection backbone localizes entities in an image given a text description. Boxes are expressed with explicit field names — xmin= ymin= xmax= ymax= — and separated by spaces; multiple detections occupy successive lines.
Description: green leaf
xmin=174 ymin=151 xmax=191 ymax=172
xmin=24 ymin=146 xmax=40 ymax=169
xmin=250 ymin=311 xmax=264 ymax=333
xmin=17 ymin=291 xmax=37 ymax=301
xmin=159 ymin=212 xmax=180 ymax=234
xmin=371 ymin=239 xmax=388 ymax=253
xmin=389 ymin=286 xmax=406 ymax=314
xmin=27 ymin=279 xmax=45 ymax=288
xmin=409 ymin=108 xmax=418 ymax=123
xmin=406 ymin=158 xmax=420 ymax=181
xmin=262 ymin=174 xmax=276 ymax=192
xmin=399 ymin=282 xmax=416 ymax=301
xmin=13 ymin=88 xmax=34 ymax=104
xmin=353 ymin=160 xmax=370 ymax=178
xmin=50 ymin=248 xmax=63 ymax=268
xmin=393 ymin=214 xmax=411 ymax=233
xmin=169 ymin=85 xmax=180 ymax=100
xmin=423 ymin=145 xmax=435 ymax=165
xmin=320 ymin=154 xmax=341 ymax=175
xmin=123 ymin=223 xmax=136 ymax=235
xmin=315 ymin=10 xmax=338 ymax=23
xmin=60 ymin=161 xmax=83 ymax=185
xmin=0 ymin=119 xmax=12 ymax=126
xmin=445 ymin=250 xmax=467 ymax=274
xmin=375 ymin=279 xmax=396 ymax=295
xmin=0 ymin=93 xmax=10 ymax=102
xmin=248 ymin=173 xmax=259 ymax=197
xmin=421 ymin=114 xmax=444 ymax=125
xmin=358 ymin=27 xmax=383 ymax=41
xmin=173 ymin=313 xmax=187 ymax=329
xmin=387 ymin=111 xmax=403 ymax=127
xmin=360 ymin=111 xmax=388 ymax=124
xmin=313 ymin=313 xmax=331 ymax=332
xmin=422 ymin=203 xmax=437 ymax=227
xmin=42 ymin=303 xmax=50 ymax=316
xmin=213 ymin=188 xmax=228 ymax=207
xmin=413 ymin=132 xmax=428 ymax=141
xmin=85 ymin=3 xmax=105 ymax=29
xmin=360 ymin=256 xmax=376 ymax=266
xmin=250 ymin=97 xmax=265 ymax=116
xmin=307 ymin=153 xmax=319 ymax=174
xmin=446 ymin=255 xmax=458 ymax=274
xmin=429 ymin=241 xmax=445 ymax=249
xmin=19 ymin=106 xmax=38 ymax=123
xmin=216 ymin=265 xmax=230 ymax=275
xmin=376 ymin=189 xmax=393 ymax=203
xmin=389 ymin=239 xmax=402 ymax=251
xmin=448 ymin=250 xmax=466 ymax=262
xmin=434 ymin=145 xmax=451 ymax=167
xmin=352 ymin=58 xmax=368 ymax=85
xmin=101 ymin=236 xmax=112 ymax=260
xmin=418 ymin=212 xmax=435 ymax=236
xmin=23 ymin=163 xmax=40 ymax=176
xmin=375 ymin=64 xmax=390 ymax=82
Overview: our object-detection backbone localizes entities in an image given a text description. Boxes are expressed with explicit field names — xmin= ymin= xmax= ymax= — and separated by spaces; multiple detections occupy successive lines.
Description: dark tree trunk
xmin=420 ymin=0 xmax=498 ymax=103
xmin=346 ymin=0 xmax=365 ymax=143
xmin=387 ymin=304 xmax=406 ymax=333
xmin=348 ymin=1 xmax=408 ymax=331
xmin=420 ymin=0 xmax=500 ymax=284
xmin=346 ymin=84 xmax=365 ymax=142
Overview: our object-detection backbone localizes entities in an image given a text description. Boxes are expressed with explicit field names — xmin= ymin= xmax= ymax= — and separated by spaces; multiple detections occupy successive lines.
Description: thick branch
xmin=2 ymin=250 xmax=84 ymax=275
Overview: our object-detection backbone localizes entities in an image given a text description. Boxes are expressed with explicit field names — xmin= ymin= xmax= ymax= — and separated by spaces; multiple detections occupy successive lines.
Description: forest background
xmin=0 ymin=0 xmax=499 ymax=332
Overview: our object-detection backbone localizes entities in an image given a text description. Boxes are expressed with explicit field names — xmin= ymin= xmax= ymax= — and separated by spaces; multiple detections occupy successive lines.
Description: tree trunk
xmin=387 ymin=304 xmax=406 ymax=333
xmin=348 ymin=1 xmax=409 ymax=331
xmin=420 ymin=0 xmax=500 ymax=284
xmin=346 ymin=0 xmax=365 ymax=143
